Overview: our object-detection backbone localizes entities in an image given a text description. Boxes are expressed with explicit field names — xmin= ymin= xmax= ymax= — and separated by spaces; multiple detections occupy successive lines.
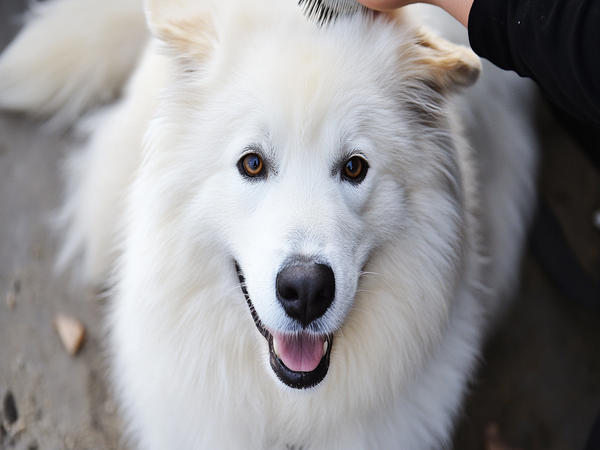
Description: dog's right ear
xmin=144 ymin=0 xmax=216 ymax=62
xmin=411 ymin=27 xmax=481 ymax=93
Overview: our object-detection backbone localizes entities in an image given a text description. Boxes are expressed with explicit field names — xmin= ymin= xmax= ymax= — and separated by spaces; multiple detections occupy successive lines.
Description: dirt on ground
xmin=0 ymin=2 xmax=599 ymax=450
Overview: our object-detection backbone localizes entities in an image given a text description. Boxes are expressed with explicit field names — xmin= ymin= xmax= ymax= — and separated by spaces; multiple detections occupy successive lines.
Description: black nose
xmin=276 ymin=261 xmax=335 ymax=327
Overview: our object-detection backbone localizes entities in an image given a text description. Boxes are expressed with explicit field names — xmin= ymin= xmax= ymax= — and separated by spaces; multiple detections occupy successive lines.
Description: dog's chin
xmin=236 ymin=263 xmax=333 ymax=390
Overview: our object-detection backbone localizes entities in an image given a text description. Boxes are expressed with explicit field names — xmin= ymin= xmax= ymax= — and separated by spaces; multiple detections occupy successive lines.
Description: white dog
xmin=0 ymin=0 xmax=538 ymax=448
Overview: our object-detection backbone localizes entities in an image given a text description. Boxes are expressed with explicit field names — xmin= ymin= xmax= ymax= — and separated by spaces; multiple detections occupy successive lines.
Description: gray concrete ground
xmin=0 ymin=2 xmax=599 ymax=450
xmin=0 ymin=112 xmax=126 ymax=450
xmin=0 ymin=4 xmax=127 ymax=449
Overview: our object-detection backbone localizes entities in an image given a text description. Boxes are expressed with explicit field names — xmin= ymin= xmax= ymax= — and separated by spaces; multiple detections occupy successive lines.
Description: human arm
xmin=357 ymin=0 xmax=600 ymax=124
xmin=467 ymin=0 xmax=600 ymax=124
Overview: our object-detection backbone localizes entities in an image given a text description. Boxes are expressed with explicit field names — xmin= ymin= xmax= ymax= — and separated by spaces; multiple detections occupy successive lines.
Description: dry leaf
xmin=53 ymin=315 xmax=86 ymax=355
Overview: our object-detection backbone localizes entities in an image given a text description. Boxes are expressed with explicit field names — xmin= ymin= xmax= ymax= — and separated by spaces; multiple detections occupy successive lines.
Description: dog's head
xmin=142 ymin=0 xmax=480 ymax=391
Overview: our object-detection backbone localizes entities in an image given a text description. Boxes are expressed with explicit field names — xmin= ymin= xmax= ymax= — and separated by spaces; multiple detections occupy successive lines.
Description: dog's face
xmin=224 ymin=86 xmax=394 ymax=389
xmin=143 ymin=0 xmax=480 ymax=391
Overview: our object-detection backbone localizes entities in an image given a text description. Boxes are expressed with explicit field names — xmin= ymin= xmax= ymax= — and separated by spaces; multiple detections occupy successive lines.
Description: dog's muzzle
xmin=236 ymin=262 xmax=334 ymax=389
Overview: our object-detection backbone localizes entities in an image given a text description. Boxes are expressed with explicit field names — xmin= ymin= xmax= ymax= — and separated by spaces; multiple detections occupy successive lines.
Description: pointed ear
xmin=144 ymin=0 xmax=216 ymax=61
xmin=411 ymin=27 xmax=481 ymax=92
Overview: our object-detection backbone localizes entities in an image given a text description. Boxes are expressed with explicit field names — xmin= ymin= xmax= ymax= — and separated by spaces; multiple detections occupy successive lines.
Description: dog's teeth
xmin=273 ymin=338 xmax=280 ymax=357
xmin=323 ymin=340 xmax=328 ymax=354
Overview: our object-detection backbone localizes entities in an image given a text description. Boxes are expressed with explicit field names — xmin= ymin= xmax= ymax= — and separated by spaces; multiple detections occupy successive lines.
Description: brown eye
xmin=239 ymin=153 xmax=265 ymax=179
xmin=342 ymin=155 xmax=368 ymax=184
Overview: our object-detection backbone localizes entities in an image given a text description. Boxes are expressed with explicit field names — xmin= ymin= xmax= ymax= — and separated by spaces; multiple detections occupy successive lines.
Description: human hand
xmin=356 ymin=0 xmax=473 ymax=27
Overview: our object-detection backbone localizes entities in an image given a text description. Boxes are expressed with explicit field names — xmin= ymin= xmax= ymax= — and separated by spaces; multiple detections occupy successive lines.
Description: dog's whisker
xmin=358 ymin=270 xmax=404 ymax=301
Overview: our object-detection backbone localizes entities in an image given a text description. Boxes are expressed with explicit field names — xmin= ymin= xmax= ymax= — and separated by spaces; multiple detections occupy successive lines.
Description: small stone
xmin=9 ymin=418 xmax=25 ymax=438
xmin=3 ymin=391 xmax=18 ymax=424
xmin=53 ymin=315 xmax=86 ymax=355
xmin=5 ymin=292 xmax=15 ymax=310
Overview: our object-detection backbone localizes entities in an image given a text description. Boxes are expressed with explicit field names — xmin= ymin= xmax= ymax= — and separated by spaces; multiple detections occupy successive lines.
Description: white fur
xmin=0 ymin=0 xmax=538 ymax=448
xmin=0 ymin=0 xmax=146 ymax=126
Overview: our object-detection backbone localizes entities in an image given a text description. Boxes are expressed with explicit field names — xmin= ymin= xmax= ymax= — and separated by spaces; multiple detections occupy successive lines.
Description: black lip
xmin=235 ymin=262 xmax=333 ymax=389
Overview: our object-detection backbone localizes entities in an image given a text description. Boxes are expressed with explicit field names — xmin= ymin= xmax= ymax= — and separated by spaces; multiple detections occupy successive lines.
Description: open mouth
xmin=236 ymin=263 xmax=333 ymax=389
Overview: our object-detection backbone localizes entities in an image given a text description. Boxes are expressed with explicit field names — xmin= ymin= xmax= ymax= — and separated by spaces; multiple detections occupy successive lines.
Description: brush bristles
xmin=298 ymin=0 xmax=365 ymax=26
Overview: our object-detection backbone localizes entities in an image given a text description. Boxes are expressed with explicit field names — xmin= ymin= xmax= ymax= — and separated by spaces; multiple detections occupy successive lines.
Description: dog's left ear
xmin=410 ymin=27 xmax=481 ymax=92
xmin=144 ymin=0 xmax=216 ymax=61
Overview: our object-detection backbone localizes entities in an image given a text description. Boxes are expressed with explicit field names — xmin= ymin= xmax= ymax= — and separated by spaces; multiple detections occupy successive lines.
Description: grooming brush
xmin=298 ymin=0 xmax=367 ymax=25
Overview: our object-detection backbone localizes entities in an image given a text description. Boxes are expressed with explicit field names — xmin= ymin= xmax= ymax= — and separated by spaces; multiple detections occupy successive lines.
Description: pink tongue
xmin=273 ymin=332 xmax=326 ymax=373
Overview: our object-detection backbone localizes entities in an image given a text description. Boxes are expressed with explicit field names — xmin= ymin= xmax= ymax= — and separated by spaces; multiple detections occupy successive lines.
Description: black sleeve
xmin=467 ymin=0 xmax=600 ymax=125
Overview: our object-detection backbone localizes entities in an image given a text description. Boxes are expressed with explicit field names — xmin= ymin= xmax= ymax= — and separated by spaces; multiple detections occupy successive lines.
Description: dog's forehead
xmin=214 ymin=34 xmax=403 ymax=159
